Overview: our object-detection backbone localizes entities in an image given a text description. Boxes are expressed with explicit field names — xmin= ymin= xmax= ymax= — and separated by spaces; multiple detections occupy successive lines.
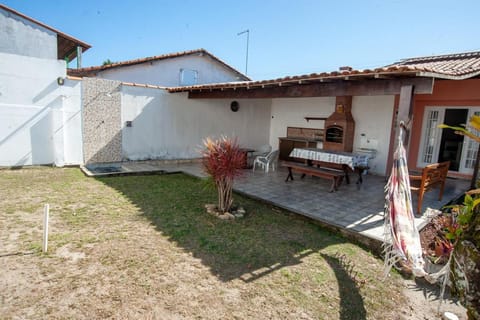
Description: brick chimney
xmin=323 ymin=96 xmax=355 ymax=152
xmin=339 ymin=66 xmax=353 ymax=72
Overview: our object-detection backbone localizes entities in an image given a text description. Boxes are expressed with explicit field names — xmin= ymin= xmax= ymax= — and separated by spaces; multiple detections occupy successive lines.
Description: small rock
xmin=219 ymin=212 xmax=235 ymax=220
xmin=233 ymin=212 xmax=244 ymax=218
xmin=442 ymin=312 xmax=459 ymax=320
xmin=224 ymin=212 xmax=235 ymax=219
xmin=237 ymin=207 xmax=246 ymax=214
xmin=205 ymin=204 xmax=217 ymax=214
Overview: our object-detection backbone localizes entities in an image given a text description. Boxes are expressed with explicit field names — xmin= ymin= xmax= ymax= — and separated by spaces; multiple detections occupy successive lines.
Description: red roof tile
xmin=67 ymin=48 xmax=250 ymax=81
xmin=384 ymin=51 xmax=480 ymax=78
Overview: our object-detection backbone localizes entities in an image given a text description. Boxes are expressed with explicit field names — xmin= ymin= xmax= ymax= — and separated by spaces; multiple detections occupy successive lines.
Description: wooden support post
xmin=395 ymin=85 xmax=414 ymax=149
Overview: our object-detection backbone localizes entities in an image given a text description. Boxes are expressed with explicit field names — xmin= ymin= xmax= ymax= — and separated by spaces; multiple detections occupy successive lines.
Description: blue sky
xmin=4 ymin=0 xmax=480 ymax=80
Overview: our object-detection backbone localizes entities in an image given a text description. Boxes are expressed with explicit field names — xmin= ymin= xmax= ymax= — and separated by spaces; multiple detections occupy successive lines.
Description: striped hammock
xmin=383 ymin=128 xmax=452 ymax=285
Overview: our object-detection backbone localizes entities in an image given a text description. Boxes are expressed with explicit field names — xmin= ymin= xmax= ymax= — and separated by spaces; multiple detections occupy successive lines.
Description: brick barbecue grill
xmin=323 ymin=96 xmax=355 ymax=152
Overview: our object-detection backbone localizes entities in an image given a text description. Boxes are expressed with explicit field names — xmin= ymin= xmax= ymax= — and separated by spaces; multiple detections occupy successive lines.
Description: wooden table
xmin=239 ymin=148 xmax=255 ymax=169
xmin=288 ymin=148 xmax=371 ymax=184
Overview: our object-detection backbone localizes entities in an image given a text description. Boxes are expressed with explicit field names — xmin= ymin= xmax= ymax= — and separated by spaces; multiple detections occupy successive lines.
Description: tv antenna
xmin=237 ymin=29 xmax=249 ymax=75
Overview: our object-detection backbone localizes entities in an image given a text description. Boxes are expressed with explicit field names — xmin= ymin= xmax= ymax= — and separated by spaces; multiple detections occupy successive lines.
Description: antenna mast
xmin=237 ymin=29 xmax=249 ymax=75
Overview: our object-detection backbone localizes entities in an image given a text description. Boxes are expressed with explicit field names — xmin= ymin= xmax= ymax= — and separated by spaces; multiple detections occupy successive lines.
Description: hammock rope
xmin=383 ymin=124 xmax=455 ymax=312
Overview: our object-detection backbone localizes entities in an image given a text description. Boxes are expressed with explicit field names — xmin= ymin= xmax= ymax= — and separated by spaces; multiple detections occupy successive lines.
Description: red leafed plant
xmin=202 ymin=136 xmax=244 ymax=213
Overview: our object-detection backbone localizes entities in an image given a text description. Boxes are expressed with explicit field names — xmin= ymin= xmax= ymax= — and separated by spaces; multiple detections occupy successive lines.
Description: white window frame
xmin=417 ymin=107 xmax=444 ymax=168
xmin=179 ymin=68 xmax=198 ymax=86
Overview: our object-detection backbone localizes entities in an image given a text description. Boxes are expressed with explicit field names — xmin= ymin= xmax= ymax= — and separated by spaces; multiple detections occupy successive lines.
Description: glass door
xmin=459 ymin=108 xmax=480 ymax=174
xmin=418 ymin=107 xmax=478 ymax=174
xmin=438 ymin=109 xmax=468 ymax=171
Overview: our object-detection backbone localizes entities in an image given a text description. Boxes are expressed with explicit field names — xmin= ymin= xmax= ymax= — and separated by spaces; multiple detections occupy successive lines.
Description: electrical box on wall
xmin=359 ymin=136 xmax=378 ymax=149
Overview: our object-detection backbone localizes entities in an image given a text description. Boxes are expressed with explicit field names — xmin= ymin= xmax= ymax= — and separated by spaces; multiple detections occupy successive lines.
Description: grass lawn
xmin=0 ymin=167 xmax=407 ymax=319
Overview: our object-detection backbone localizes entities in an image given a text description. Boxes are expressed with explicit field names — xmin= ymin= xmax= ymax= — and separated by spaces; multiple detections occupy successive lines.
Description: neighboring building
xmin=0 ymin=4 xmax=90 ymax=166
xmin=68 ymin=49 xmax=250 ymax=87
xmin=0 ymin=4 xmax=90 ymax=63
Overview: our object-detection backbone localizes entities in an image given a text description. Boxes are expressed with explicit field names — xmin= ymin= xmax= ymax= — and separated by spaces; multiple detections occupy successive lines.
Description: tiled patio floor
xmin=82 ymin=161 xmax=470 ymax=248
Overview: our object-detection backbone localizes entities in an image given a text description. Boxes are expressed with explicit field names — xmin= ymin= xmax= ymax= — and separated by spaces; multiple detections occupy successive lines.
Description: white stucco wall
xmin=351 ymin=95 xmax=395 ymax=175
xmin=0 ymin=52 xmax=66 ymax=105
xmin=0 ymin=7 xmax=57 ymax=59
xmin=60 ymin=79 xmax=83 ymax=165
xmin=269 ymin=96 xmax=394 ymax=176
xmin=269 ymin=97 xmax=335 ymax=149
xmin=121 ymin=86 xmax=271 ymax=160
xmin=98 ymin=55 xmax=244 ymax=87
xmin=0 ymin=53 xmax=83 ymax=166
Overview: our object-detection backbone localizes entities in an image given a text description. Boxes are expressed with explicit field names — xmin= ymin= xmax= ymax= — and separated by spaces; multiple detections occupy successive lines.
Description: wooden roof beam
xmin=186 ymin=77 xmax=434 ymax=99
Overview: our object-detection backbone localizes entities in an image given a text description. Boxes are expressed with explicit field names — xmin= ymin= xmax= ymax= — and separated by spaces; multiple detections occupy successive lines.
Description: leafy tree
xmin=102 ymin=59 xmax=115 ymax=66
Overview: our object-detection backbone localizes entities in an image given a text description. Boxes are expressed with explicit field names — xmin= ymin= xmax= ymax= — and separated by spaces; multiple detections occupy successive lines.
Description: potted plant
xmin=201 ymin=136 xmax=244 ymax=218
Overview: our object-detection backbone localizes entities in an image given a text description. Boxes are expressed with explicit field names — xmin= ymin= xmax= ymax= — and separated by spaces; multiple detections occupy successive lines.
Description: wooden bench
xmin=281 ymin=161 xmax=344 ymax=192
xmin=311 ymin=160 xmax=369 ymax=185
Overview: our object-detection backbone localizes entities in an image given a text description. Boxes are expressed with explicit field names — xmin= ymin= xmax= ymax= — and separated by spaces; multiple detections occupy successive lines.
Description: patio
xmin=82 ymin=160 xmax=470 ymax=250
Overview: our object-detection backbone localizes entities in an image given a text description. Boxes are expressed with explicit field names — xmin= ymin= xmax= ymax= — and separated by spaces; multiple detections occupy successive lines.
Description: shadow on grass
xmin=98 ymin=173 xmax=352 ymax=284
xmin=321 ymin=253 xmax=367 ymax=320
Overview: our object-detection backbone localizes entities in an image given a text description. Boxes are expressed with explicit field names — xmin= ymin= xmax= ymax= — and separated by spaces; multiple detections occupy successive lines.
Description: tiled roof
xmin=384 ymin=51 xmax=480 ymax=78
xmin=168 ymin=50 xmax=480 ymax=93
xmin=67 ymin=49 xmax=250 ymax=81
xmin=167 ymin=65 xmax=422 ymax=92
xmin=0 ymin=4 xmax=91 ymax=61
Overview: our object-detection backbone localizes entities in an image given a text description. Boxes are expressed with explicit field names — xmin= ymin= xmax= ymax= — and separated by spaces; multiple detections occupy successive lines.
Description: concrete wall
xmin=351 ymin=95 xmax=395 ymax=175
xmin=0 ymin=53 xmax=83 ymax=166
xmin=269 ymin=97 xmax=335 ymax=149
xmin=0 ymin=7 xmax=57 ymax=59
xmin=82 ymin=78 xmax=122 ymax=164
xmin=97 ymin=55 xmax=243 ymax=87
xmin=61 ymin=79 xmax=83 ymax=165
xmin=121 ymin=86 xmax=271 ymax=160
xmin=269 ymin=95 xmax=394 ymax=175
xmin=0 ymin=52 xmax=66 ymax=105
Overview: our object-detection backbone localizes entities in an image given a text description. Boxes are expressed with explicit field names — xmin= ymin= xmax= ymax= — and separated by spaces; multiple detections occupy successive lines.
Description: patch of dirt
xmin=397 ymin=212 xmax=468 ymax=320
xmin=56 ymin=245 xmax=86 ymax=263
xmin=399 ymin=277 xmax=467 ymax=320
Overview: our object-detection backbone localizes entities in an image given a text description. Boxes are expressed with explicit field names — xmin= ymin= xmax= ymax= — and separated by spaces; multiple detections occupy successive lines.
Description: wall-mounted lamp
xmin=336 ymin=104 xmax=344 ymax=113
xmin=125 ymin=121 xmax=133 ymax=127
xmin=230 ymin=101 xmax=239 ymax=112
xmin=57 ymin=77 xmax=65 ymax=86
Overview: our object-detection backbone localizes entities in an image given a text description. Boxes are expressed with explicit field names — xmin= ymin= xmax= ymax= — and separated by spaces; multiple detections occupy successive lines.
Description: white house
xmin=0 ymin=4 xmax=90 ymax=166
xmin=68 ymin=49 xmax=250 ymax=87
xmin=4 ymin=5 xmax=479 ymax=179
xmin=1 ymin=5 xmax=259 ymax=167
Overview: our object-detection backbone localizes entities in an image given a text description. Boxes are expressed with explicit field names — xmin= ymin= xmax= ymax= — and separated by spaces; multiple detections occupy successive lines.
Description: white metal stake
xmin=42 ymin=204 xmax=50 ymax=253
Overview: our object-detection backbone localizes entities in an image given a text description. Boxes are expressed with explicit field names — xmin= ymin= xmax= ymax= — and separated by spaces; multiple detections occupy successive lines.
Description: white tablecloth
xmin=289 ymin=148 xmax=370 ymax=170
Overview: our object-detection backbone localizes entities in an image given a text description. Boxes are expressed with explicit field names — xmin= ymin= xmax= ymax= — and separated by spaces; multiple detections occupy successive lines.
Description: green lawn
xmin=0 ymin=167 xmax=406 ymax=319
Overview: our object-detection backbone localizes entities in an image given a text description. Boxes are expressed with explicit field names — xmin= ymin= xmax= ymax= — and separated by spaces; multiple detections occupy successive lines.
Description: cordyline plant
xmin=201 ymin=136 xmax=244 ymax=213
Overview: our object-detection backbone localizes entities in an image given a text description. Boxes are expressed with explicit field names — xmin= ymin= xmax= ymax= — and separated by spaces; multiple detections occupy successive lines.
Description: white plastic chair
xmin=252 ymin=144 xmax=272 ymax=158
xmin=252 ymin=150 xmax=279 ymax=173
